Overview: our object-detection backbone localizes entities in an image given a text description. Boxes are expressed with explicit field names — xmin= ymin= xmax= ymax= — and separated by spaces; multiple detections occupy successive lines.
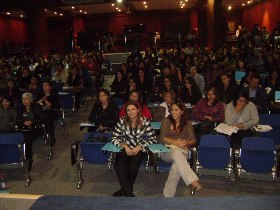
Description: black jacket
xmin=89 ymin=101 xmax=119 ymax=131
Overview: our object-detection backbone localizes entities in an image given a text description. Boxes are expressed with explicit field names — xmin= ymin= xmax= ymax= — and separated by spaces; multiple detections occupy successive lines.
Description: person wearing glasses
xmin=159 ymin=100 xmax=201 ymax=196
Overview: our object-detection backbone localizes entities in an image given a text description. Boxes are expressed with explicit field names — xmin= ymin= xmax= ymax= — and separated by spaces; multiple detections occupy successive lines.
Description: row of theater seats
xmin=72 ymin=114 xmax=280 ymax=189
xmin=1 ymin=114 xmax=279 ymax=189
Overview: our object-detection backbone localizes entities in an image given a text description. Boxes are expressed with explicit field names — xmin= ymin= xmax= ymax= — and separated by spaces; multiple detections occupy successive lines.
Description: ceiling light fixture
xmin=79 ymin=9 xmax=83 ymax=12
xmin=228 ymin=6 xmax=232 ymax=10
xmin=242 ymin=3 xmax=245 ymax=6
xmin=117 ymin=0 xmax=122 ymax=3
xmin=112 ymin=3 xmax=114 ymax=6
xmin=84 ymin=11 xmax=87 ymax=14
xmin=20 ymin=14 xmax=23 ymax=17
xmin=54 ymin=12 xmax=57 ymax=14
xmin=6 ymin=12 xmax=11 ymax=15
xmin=60 ymin=13 xmax=63 ymax=16
xmin=71 ymin=6 xmax=75 ymax=9
xmin=143 ymin=1 xmax=146 ymax=4
xmin=145 ymin=5 xmax=147 ymax=8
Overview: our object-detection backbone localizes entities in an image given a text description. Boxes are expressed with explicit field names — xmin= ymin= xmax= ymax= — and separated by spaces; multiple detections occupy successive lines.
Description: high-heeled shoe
xmin=190 ymin=184 xmax=202 ymax=195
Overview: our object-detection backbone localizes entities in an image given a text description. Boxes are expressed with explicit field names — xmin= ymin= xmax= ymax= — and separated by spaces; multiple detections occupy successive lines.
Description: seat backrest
xmin=259 ymin=114 xmax=280 ymax=126
xmin=0 ymin=133 xmax=24 ymax=164
xmin=200 ymin=135 xmax=230 ymax=148
xmin=258 ymin=127 xmax=280 ymax=145
xmin=240 ymin=137 xmax=275 ymax=174
xmin=112 ymin=97 xmax=123 ymax=107
xmin=80 ymin=142 xmax=110 ymax=164
xmin=59 ymin=93 xmax=74 ymax=110
xmin=198 ymin=135 xmax=231 ymax=169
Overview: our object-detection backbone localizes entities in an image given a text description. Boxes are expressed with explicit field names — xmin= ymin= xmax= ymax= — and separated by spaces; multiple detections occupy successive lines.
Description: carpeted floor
xmin=29 ymin=195 xmax=280 ymax=210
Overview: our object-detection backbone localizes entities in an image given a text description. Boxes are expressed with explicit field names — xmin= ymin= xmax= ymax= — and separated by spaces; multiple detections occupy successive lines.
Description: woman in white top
xmin=225 ymin=90 xmax=259 ymax=148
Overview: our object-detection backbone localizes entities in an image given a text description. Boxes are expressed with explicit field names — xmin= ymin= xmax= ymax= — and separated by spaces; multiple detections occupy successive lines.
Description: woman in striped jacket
xmin=112 ymin=100 xmax=157 ymax=197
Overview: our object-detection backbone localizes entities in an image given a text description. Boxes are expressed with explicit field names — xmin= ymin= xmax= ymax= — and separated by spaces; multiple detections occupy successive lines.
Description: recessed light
xmin=79 ymin=10 xmax=83 ymax=13
xmin=112 ymin=3 xmax=115 ymax=6
xmin=117 ymin=0 xmax=122 ymax=3
xmin=20 ymin=14 xmax=23 ymax=17
xmin=60 ymin=13 xmax=63 ymax=16
xmin=71 ymin=6 xmax=75 ymax=9
xmin=145 ymin=5 xmax=147 ymax=8
xmin=6 ymin=12 xmax=11 ymax=15
xmin=54 ymin=12 xmax=57 ymax=15
xmin=228 ymin=6 xmax=232 ymax=10
xmin=84 ymin=11 xmax=87 ymax=14
xmin=143 ymin=1 xmax=146 ymax=4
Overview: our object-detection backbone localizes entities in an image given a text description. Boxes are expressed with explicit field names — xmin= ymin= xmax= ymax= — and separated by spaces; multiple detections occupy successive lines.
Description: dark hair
xmin=233 ymin=90 xmax=249 ymax=107
xmin=124 ymin=100 xmax=143 ymax=128
xmin=1 ymin=94 xmax=13 ymax=106
xmin=251 ymin=74 xmax=261 ymax=81
xmin=184 ymin=76 xmax=200 ymax=91
xmin=205 ymin=86 xmax=219 ymax=105
xmin=115 ymin=69 xmax=124 ymax=78
xmin=129 ymin=89 xmax=144 ymax=106
xmin=168 ymin=100 xmax=189 ymax=132
xmin=98 ymin=88 xmax=111 ymax=99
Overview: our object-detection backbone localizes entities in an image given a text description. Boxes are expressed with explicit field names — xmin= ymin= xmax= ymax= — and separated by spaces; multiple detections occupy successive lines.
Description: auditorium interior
xmin=0 ymin=0 xmax=280 ymax=209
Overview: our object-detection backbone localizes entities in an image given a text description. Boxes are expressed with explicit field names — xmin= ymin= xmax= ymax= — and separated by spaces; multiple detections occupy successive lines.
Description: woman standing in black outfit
xmin=65 ymin=65 xmax=83 ymax=110
xmin=37 ymin=81 xmax=60 ymax=147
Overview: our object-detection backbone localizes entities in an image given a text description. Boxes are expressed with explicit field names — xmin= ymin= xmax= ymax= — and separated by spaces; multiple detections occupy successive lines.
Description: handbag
xmin=86 ymin=132 xmax=108 ymax=143
xmin=199 ymin=119 xmax=216 ymax=135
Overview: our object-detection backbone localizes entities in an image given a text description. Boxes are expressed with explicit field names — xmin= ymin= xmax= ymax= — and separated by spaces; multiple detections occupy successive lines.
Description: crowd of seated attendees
xmin=0 ymin=22 xmax=279 ymax=197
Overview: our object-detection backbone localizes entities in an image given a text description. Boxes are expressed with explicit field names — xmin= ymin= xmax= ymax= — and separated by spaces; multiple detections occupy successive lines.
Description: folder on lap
xmin=148 ymin=144 xmax=169 ymax=153
xmin=101 ymin=143 xmax=122 ymax=152
xmin=150 ymin=122 xmax=161 ymax=130
xmin=275 ymin=91 xmax=280 ymax=102
xmin=235 ymin=71 xmax=246 ymax=82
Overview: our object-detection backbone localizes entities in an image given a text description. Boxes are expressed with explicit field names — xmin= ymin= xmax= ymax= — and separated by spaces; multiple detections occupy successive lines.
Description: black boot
xmin=112 ymin=189 xmax=123 ymax=197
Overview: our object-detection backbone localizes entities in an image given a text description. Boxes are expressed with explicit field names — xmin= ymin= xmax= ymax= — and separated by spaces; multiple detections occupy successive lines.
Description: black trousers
xmin=45 ymin=110 xmax=59 ymax=145
xmin=22 ymin=128 xmax=42 ymax=166
xmin=115 ymin=150 xmax=146 ymax=197
xmin=230 ymin=129 xmax=254 ymax=149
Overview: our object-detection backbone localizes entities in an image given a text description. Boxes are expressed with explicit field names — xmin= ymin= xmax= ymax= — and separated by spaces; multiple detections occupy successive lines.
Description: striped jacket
xmin=112 ymin=117 xmax=157 ymax=152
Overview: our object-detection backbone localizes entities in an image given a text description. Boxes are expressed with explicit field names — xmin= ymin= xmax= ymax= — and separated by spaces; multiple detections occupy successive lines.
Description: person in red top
xmin=119 ymin=90 xmax=152 ymax=120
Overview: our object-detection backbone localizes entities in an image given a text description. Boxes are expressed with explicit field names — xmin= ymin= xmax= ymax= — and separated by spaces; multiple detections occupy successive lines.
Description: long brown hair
xmin=168 ymin=100 xmax=189 ymax=132
xmin=124 ymin=100 xmax=143 ymax=128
